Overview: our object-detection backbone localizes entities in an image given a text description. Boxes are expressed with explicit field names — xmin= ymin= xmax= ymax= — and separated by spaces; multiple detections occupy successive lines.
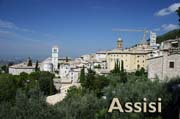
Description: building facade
xmin=95 ymin=51 xmax=107 ymax=61
xmin=9 ymin=62 xmax=35 ymax=75
xmin=148 ymin=38 xmax=180 ymax=80
xmin=106 ymin=37 xmax=152 ymax=72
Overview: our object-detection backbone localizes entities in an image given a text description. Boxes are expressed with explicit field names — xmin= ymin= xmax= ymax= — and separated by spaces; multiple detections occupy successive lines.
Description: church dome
xmin=117 ymin=37 xmax=123 ymax=42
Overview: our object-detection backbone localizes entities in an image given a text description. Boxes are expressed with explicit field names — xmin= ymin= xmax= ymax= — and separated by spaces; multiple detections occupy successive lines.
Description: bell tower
xmin=117 ymin=37 xmax=123 ymax=49
xmin=52 ymin=45 xmax=59 ymax=70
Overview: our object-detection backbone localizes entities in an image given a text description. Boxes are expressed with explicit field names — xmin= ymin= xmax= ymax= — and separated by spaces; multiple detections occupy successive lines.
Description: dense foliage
xmin=156 ymin=29 xmax=180 ymax=43
xmin=0 ymin=74 xmax=17 ymax=102
xmin=80 ymin=68 xmax=109 ymax=97
xmin=110 ymin=60 xmax=127 ymax=83
xmin=0 ymin=71 xmax=56 ymax=103
xmin=0 ymin=62 xmax=13 ymax=73
xmin=0 ymin=89 xmax=59 ymax=119
xmin=0 ymin=67 xmax=180 ymax=119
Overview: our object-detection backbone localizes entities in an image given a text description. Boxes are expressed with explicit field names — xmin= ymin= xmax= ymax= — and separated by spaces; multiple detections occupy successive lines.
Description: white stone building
xmin=148 ymin=38 xmax=180 ymax=80
xmin=40 ymin=57 xmax=53 ymax=72
xmin=95 ymin=51 xmax=107 ymax=61
xmin=81 ymin=54 xmax=91 ymax=61
xmin=148 ymin=52 xmax=180 ymax=80
xmin=93 ymin=60 xmax=107 ymax=69
xmin=69 ymin=68 xmax=81 ymax=83
xmin=59 ymin=63 xmax=71 ymax=79
xmin=9 ymin=62 xmax=36 ymax=75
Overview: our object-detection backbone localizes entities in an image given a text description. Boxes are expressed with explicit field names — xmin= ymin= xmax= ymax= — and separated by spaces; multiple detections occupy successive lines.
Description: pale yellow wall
xmin=107 ymin=53 xmax=148 ymax=72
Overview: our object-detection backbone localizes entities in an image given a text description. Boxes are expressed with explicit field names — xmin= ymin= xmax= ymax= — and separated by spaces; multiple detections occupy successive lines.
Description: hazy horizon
xmin=0 ymin=0 xmax=179 ymax=58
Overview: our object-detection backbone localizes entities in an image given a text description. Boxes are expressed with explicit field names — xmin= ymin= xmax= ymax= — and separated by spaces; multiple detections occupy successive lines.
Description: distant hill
xmin=156 ymin=29 xmax=180 ymax=43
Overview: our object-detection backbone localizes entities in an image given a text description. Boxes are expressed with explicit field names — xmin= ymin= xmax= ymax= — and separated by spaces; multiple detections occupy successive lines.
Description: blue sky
xmin=0 ymin=0 xmax=179 ymax=58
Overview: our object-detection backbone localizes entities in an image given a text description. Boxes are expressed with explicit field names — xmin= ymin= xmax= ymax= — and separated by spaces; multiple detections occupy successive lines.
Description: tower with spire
xmin=117 ymin=37 xmax=123 ymax=49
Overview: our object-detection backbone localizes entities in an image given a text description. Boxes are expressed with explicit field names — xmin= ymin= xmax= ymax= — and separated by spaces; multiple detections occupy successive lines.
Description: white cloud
xmin=152 ymin=24 xmax=179 ymax=32
xmin=0 ymin=19 xmax=35 ymax=33
xmin=0 ymin=19 xmax=18 ymax=29
xmin=0 ymin=19 xmax=60 ymax=44
xmin=161 ymin=24 xmax=179 ymax=31
xmin=155 ymin=3 xmax=180 ymax=16
xmin=153 ymin=28 xmax=161 ymax=32
xmin=0 ymin=30 xmax=13 ymax=34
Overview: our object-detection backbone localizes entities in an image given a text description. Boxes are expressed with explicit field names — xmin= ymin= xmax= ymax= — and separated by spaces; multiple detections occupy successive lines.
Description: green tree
xmin=17 ymin=71 xmax=57 ymax=95
xmin=66 ymin=86 xmax=83 ymax=98
xmin=103 ymin=75 xmax=171 ymax=119
xmin=135 ymin=67 xmax=146 ymax=76
xmin=55 ymin=91 xmax=102 ymax=119
xmin=80 ymin=67 xmax=109 ymax=96
xmin=83 ymin=68 xmax=96 ymax=91
xmin=79 ymin=65 xmax=85 ymax=86
xmin=38 ymin=71 xmax=57 ymax=95
xmin=65 ymin=56 xmax=69 ymax=62
xmin=1 ymin=65 xmax=8 ymax=73
xmin=0 ymin=89 xmax=60 ymax=119
xmin=0 ymin=74 xmax=17 ymax=102
xmin=0 ymin=71 xmax=179 ymax=119
xmin=119 ymin=60 xmax=127 ymax=83
xmin=111 ymin=60 xmax=120 ymax=73
xmin=35 ymin=60 xmax=39 ymax=72
xmin=17 ymin=72 xmax=29 ymax=90
xmin=93 ymin=75 xmax=109 ymax=97
xmin=156 ymin=29 xmax=180 ymax=43
xmin=121 ymin=60 xmax=124 ymax=72
xmin=116 ymin=60 xmax=120 ymax=73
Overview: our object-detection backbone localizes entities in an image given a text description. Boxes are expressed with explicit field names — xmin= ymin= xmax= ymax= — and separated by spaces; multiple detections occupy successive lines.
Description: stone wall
xmin=148 ymin=53 xmax=180 ymax=80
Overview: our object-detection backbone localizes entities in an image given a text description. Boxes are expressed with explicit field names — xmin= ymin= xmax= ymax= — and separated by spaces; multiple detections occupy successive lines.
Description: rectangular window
xmin=169 ymin=62 xmax=174 ymax=68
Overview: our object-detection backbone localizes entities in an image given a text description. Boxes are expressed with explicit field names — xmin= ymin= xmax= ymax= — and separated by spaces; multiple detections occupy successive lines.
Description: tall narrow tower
xmin=52 ymin=45 xmax=59 ymax=71
xmin=117 ymin=37 xmax=123 ymax=49
xmin=150 ymin=31 xmax=157 ymax=48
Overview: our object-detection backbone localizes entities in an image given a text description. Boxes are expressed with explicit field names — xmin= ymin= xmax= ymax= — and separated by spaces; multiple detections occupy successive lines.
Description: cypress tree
xmin=121 ymin=60 xmax=124 ymax=72
xmin=35 ymin=60 xmax=39 ymax=72
xmin=115 ymin=60 xmax=118 ymax=72
xmin=79 ymin=65 xmax=85 ymax=86
xmin=118 ymin=60 xmax=120 ymax=73
xmin=65 ymin=56 xmax=69 ymax=62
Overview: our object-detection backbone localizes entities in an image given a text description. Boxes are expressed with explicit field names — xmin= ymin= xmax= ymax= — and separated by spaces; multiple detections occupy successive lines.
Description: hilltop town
xmin=0 ymin=1 xmax=180 ymax=118
xmin=8 ymin=31 xmax=180 ymax=81
xmin=6 ymin=30 xmax=180 ymax=104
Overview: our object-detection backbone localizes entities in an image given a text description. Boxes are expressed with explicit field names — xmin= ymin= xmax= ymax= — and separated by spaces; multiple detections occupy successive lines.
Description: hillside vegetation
xmin=0 ymin=68 xmax=180 ymax=119
xmin=156 ymin=29 xmax=180 ymax=43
